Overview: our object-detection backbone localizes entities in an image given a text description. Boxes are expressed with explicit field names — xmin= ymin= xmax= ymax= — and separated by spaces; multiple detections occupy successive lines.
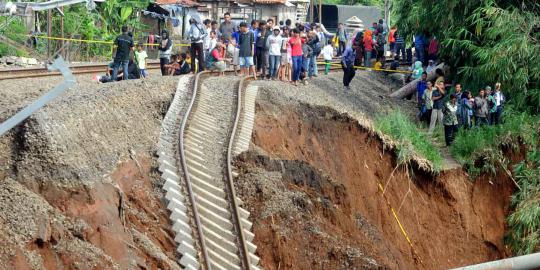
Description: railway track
xmin=158 ymin=72 xmax=260 ymax=270
xmin=0 ymin=62 xmax=161 ymax=80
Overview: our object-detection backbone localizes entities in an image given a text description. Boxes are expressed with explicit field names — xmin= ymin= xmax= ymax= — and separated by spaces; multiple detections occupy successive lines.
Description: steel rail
xmin=227 ymin=76 xmax=254 ymax=270
xmin=0 ymin=62 xmax=161 ymax=80
xmin=178 ymin=70 xmax=212 ymax=270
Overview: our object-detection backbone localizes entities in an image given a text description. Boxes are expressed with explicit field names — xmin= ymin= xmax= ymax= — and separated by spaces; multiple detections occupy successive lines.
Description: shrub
xmin=375 ymin=110 xmax=443 ymax=172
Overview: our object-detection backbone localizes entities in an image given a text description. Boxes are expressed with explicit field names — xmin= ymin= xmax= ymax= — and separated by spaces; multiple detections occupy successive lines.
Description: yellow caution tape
xmin=376 ymin=182 xmax=423 ymax=264
xmin=23 ymin=34 xmax=189 ymax=47
xmin=318 ymin=62 xmax=413 ymax=74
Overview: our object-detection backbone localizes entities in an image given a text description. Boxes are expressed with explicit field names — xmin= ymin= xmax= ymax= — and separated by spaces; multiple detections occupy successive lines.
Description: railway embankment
xmin=0 ymin=71 xmax=517 ymax=269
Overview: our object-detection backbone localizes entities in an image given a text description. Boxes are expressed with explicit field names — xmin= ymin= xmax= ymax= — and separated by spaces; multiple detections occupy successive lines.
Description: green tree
xmin=394 ymin=0 xmax=540 ymax=255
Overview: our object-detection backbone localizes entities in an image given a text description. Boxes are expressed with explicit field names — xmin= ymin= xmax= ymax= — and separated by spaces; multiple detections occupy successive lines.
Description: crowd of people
xmin=103 ymin=14 xmax=507 ymax=149
xmin=105 ymin=15 xmax=408 ymax=87
xmin=416 ymin=72 xmax=506 ymax=146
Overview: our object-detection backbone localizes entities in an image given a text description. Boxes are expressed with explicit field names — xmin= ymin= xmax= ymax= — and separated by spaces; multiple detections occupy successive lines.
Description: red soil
xmin=247 ymin=102 xmax=515 ymax=269
xmin=20 ymin=156 xmax=179 ymax=269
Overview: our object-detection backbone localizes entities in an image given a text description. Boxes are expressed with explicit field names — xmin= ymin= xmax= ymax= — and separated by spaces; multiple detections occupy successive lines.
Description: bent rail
xmin=227 ymin=76 xmax=254 ymax=270
xmin=178 ymin=71 xmax=212 ymax=270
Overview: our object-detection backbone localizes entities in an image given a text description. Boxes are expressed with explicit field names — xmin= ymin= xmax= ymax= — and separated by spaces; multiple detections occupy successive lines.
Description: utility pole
xmin=47 ymin=9 xmax=51 ymax=60
xmin=318 ymin=0 xmax=322 ymax=23
xmin=384 ymin=0 xmax=391 ymax=27
xmin=309 ymin=0 xmax=314 ymax=23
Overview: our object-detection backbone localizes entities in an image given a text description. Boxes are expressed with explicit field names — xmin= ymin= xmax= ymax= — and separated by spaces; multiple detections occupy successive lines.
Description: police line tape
xmin=320 ymin=62 xmax=413 ymax=74
xmin=23 ymin=34 xmax=190 ymax=47
xmin=22 ymin=34 xmax=413 ymax=74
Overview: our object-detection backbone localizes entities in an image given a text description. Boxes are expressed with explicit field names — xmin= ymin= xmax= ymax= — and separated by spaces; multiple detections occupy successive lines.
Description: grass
xmin=0 ymin=43 xmax=27 ymax=57
xmin=450 ymin=110 xmax=539 ymax=177
xmin=450 ymin=108 xmax=540 ymax=254
xmin=375 ymin=110 xmax=443 ymax=172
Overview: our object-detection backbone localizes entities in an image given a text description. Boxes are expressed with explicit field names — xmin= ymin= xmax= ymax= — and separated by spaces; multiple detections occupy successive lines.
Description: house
xmin=196 ymin=0 xmax=308 ymax=26
xmin=143 ymin=0 xmax=202 ymax=39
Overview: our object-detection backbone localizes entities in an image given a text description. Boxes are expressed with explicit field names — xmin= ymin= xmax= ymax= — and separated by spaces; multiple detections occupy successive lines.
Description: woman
xmin=289 ymin=29 xmax=304 ymax=86
xmin=278 ymin=28 xmax=290 ymax=81
xmin=341 ymin=41 xmax=356 ymax=91
xmin=363 ymin=28 xmax=374 ymax=67
xmin=412 ymin=61 xmax=424 ymax=80
xmin=352 ymin=30 xmax=364 ymax=67
xmin=158 ymin=29 xmax=173 ymax=76
xmin=206 ymin=42 xmax=227 ymax=76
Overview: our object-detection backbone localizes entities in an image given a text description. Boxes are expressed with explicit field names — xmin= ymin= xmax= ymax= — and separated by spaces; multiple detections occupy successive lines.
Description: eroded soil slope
xmin=0 ymin=76 xmax=190 ymax=269
xmin=235 ymin=97 xmax=515 ymax=269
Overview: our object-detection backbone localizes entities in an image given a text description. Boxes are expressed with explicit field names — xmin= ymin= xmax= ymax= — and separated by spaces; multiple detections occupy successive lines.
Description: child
xmin=174 ymin=53 xmax=191 ymax=76
xmin=226 ymin=37 xmax=239 ymax=75
xmin=135 ymin=43 xmax=148 ymax=78
xmin=164 ymin=54 xmax=180 ymax=76
xmin=185 ymin=52 xmax=198 ymax=74
xmin=374 ymin=59 xmax=383 ymax=70
xmin=321 ymin=43 xmax=334 ymax=75
xmin=301 ymin=36 xmax=312 ymax=85
xmin=208 ymin=31 xmax=218 ymax=54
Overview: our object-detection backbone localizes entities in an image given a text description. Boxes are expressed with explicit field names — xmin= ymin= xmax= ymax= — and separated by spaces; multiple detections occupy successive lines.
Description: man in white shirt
xmin=266 ymin=27 xmax=282 ymax=79
xmin=493 ymin=82 xmax=505 ymax=124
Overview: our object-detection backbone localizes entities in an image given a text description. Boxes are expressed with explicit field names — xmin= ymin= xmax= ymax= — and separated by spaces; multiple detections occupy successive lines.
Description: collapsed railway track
xmin=158 ymin=72 xmax=260 ymax=270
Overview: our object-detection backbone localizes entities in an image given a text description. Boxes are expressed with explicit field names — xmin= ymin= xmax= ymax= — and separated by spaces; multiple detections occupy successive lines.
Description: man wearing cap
xmin=267 ymin=27 xmax=282 ymax=80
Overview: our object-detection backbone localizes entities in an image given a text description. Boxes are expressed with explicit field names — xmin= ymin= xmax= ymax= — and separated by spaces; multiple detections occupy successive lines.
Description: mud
xmin=235 ymin=98 xmax=515 ymax=269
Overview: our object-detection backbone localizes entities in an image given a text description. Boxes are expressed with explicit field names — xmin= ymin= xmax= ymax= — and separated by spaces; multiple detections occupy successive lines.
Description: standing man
xmin=394 ymin=31 xmax=405 ymax=62
xmin=267 ymin=27 xmax=282 ymax=80
xmin=453 ymin=83 xmax=463 ymax=126
xmin=486 ymin=86 xmax=497 ymax=125
xmin=219 ymin=12 xmax=236 ymax=42
xmin=493 ymin=82 xmax=505 ymax=124
xmin=336 ymin=23 xmax=347 ymax=56
xmin=238 ymin=22 xmax=257 ymax=79
xmin=158 ymin=29 xmax=173 ymax=76
xmin=341 ymin=42 xmax=356 ymax=91
xmin=474 ymin=88 xmax=489 ymax=126
xmin=112 ymin=25 xmax=134 ymax=81
xmin=414 ymin=32 xmax=426 ymax=64
xmin=187 ymin=17 xmax=206 ymax=73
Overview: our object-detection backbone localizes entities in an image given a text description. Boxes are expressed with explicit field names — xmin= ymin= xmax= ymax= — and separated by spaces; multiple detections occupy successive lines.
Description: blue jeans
xmin=292 ymin=56 xmax=303 ymax=82
xmin=364 ymin=50 xmax=371 ymax=67
xmin=308 ymin=54 xmax=318 ymax=77
xmin=268 ymin=55 xmax=281 ymax=78
xmin=415 ymin=45 xmax=425 ymax=63
xmin=112 ymin=59 xmax=129 ymax=81
xmin=303 ymin=56 xmax=310 ymax=75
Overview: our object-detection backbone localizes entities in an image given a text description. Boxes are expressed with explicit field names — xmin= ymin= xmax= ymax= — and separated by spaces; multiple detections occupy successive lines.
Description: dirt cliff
xmin=0 ymin=76 xmax=188 ymax=269
xmin=234 ymin=93 xmax=515 ymax=269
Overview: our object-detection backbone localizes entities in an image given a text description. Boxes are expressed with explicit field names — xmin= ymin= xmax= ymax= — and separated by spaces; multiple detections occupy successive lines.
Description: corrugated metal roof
xmin=155 ymin=0 xmax=201 ymax=7
xmin=237 ymin=0 xmax=287 ymax=4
